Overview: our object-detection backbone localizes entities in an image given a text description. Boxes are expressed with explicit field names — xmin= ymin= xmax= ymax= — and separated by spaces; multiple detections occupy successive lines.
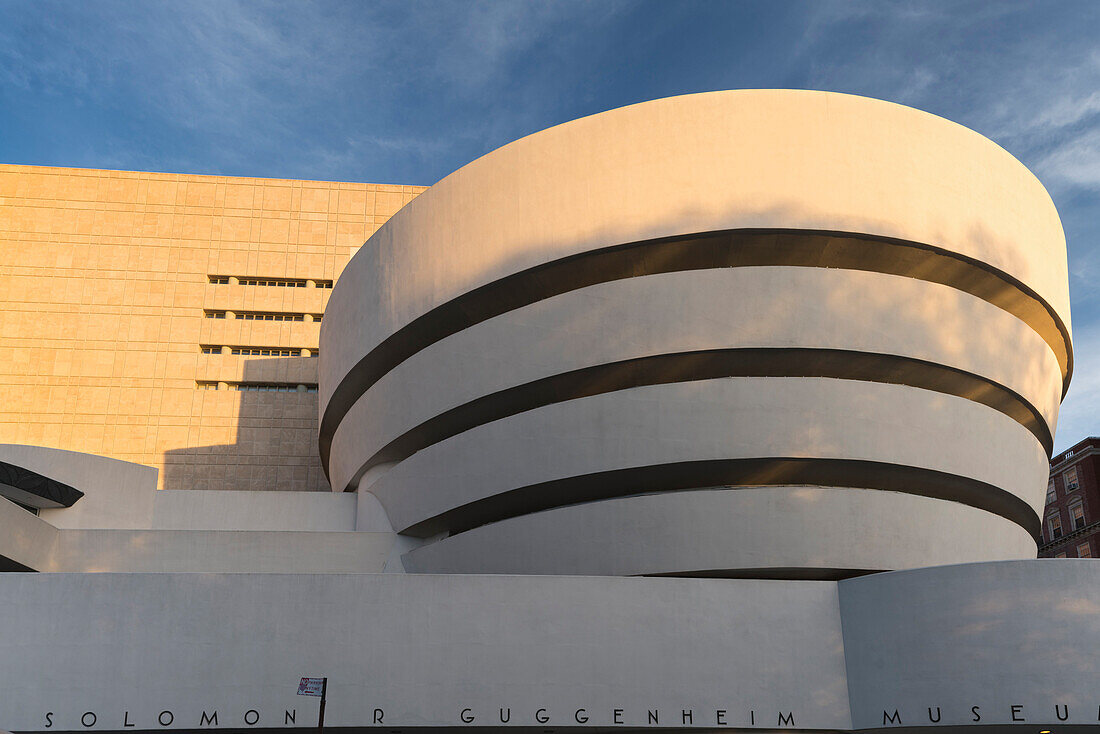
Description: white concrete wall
xmin=370 ymin=378 xmax=1047 ymax=535
xmin=2 ymin=561 xmax=1100 ymax=732
xmin=0 ymin=572 xmax=851 ymax=732
xmin=0 ymin=495 xmax=57 ymax=570
xmin=42 ymin=530 xmax=391 ymax=574
xmin=320 ymin=90 xmax=1069 ymax=578
xmin=403 ymin=489 xmax=1036 ymax=576
xmin=329 ymin=267 xmax=1060 ymax=495
xmin=1 ymin=444 xmax=158 ymax=530
xmin=149 ymin=491 xmax=357 ymax=531
xmin=0 ymin=446 xmax=370 ymax=573
xmin=839 ymin=560 xmax=1100 ymax=729
xmin=321 ymin=89 xmax=1071 ymax=415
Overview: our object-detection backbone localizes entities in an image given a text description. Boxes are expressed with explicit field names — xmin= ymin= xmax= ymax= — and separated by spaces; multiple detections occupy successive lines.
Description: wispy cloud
xmin=799 ymin=1 xmax=1100 ymax=194
xmin=1053 ymin=322 xmax=1100 ymax=448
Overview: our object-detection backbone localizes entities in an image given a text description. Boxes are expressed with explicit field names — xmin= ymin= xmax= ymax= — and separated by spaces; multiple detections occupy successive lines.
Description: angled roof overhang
xmin=0 ymin=460 xmax=83 ymax=509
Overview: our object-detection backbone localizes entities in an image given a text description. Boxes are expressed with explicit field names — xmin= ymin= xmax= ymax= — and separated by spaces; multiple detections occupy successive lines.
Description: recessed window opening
xmin=208 ymin=275 xmax=334 ymax=288
xmin=202 ymin=309 xmax=321 ymax=322
xmin=1049 ymin=513 xmax=1063 ymax=539
xmin=195 ymin=381 xmax=319 ymax=393
xmin=199 ymin=345 xmax=317 ymax=357
xmin=1070 ymin=503 xmax=1086 ymax=530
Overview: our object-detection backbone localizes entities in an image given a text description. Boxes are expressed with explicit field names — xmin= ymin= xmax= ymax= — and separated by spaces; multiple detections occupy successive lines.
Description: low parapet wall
xmin=0 ymin=561 xmax=1097 ymax=733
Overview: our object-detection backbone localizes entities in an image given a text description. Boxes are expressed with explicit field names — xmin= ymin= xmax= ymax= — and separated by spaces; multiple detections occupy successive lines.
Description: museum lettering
xmin=38 ymin=702 xmax=1100 ymax=729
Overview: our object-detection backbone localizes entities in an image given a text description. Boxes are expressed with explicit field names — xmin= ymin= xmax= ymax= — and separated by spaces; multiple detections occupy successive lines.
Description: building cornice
xmin=1049 ymin=442 xmax=1100 ymax=473
xmin=1039 ymin=519 xmax=1100 ymax=553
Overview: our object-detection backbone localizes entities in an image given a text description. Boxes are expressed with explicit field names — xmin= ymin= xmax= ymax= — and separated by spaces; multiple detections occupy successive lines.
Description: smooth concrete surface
xmin=0 ymin=495 xmax=57 ymax=571
xmin=148 ymin=490 xmax=357 ymax=531
xmin=3 ymin=562 xmax=1100 ymax=731
xmin=402 ymin=488 xmax=1037 ymax=577
xmin=369 ymin=378 xmax=1049 ymax=538
xmin=0 ymin=572 xmax=851 ymax=732
xmin=329 ymin=267 xmax=1061 ymax=493
xmin=43 ymin=486 xmax=359 ymax=532
xmin=320 ymin=89 xmax=1071 ymax=581
xmin=19 ymin=444 xmax=356 ymax=530
xmin=320 ymin=89 xmax=1071 ymax=422
xmin=840 ymin=560 xmax=1100 ymax=729
xmin=0 ymin=446 xmax=373 ymax=573
xmin=0 ymin=444 xmax=158 ymax=530
xmin=41 ymin=530 xmax=391 ymax=573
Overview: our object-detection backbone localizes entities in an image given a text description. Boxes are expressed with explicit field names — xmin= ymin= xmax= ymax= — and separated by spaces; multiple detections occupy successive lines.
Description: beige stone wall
xmin=0 ymin=164 xmax=424 ymax=491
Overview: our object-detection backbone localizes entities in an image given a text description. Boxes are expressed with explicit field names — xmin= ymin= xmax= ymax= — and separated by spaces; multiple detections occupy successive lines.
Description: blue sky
xmin=2 ymin=0 xmax=1099 ymax=449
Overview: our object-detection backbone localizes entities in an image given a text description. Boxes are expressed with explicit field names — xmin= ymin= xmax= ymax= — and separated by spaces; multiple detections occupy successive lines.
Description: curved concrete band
xmin=322 ymin=90 xmax=1071 ymax=576
xmin=321 ymin=230 xmax=1071 ymax=473
xmin=328 ymin=267 xmax=1060 ymax=494
xmin=368 ymin=378 xmax=1049 ymax=537
xmin=321 ymin=90 xmax=1071 ymax=437
xmin=402 ymin=488 xmax=1037 ymax=577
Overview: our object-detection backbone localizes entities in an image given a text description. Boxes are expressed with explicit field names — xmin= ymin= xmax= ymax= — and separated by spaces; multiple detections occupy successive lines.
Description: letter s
xmin=45 ymin=713 xmax=54 ymax=728
xmin=971 ymin=706 xmax=981 ymax=722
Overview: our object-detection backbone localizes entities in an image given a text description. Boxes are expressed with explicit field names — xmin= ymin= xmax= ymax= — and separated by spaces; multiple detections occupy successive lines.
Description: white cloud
xmin=1036 ymin=126 xmax=1100 ymax=189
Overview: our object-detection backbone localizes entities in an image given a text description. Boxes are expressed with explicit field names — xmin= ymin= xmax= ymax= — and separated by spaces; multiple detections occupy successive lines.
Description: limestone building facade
xmin=0 ymin=165 xmax=424 ymax=491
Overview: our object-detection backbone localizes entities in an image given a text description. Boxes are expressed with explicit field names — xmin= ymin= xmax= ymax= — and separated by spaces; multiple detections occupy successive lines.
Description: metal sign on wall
xmin=297 ymin=679 xmax=324 ymax=697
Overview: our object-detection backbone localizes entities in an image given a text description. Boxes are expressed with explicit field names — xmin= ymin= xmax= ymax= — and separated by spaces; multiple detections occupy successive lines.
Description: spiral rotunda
xmin=319 ymin=89 xmax=1071 ymax=579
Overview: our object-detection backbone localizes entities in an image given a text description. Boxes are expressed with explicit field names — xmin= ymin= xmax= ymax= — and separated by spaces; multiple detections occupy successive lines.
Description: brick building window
xmin=1076 ymin=542 xmax=1092 ymax=558
xmin=1071 ymin=503 xmax=1086 ymax=530
xmin=1047 ymin=481 xmax=1056 ymax=504
xmin=1049 ymin=513 xmax=1063 ymax=539
xmin=1065 ymin=466 xmax=1079 ymax=491
xmin=1055 ymin=552 xmax=1067 ymax=558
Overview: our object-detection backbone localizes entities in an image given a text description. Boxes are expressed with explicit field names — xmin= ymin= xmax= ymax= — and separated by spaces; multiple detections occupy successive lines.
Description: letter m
xmin=883 ymin=710 xmax=902 ymax=725
xmin=778 ymin=711 xmax=795 ymax=726
xmin=200 ymin=711 xmax=219 ymax=726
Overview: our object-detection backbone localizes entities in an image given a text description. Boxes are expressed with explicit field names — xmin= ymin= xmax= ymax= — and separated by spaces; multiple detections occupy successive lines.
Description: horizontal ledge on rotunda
xmin=643 ymin=567 xmax=879 ymax=581
xmin=343 ymin=347 xmax=1051 ymax=493
xmin=396 ymin=456 xmax=1042 ymax=542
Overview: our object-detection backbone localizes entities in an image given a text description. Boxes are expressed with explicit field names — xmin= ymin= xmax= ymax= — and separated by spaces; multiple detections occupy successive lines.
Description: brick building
xmin=1039 ymin=436 xmax=1100 ymax=557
